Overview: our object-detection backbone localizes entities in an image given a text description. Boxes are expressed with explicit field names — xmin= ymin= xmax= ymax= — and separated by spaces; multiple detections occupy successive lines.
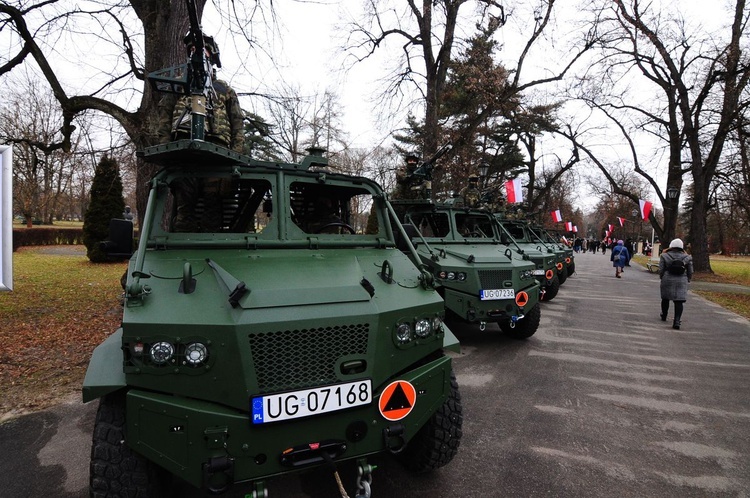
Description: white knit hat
xmin=669 ymin=238 xmax=683 ymax=249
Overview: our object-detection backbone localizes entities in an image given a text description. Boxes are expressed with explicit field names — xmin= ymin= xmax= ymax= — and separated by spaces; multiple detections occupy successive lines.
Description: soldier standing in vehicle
xmin=392 ymin=154 xmax=422 ymax=200
xmin=459 ymin=175 xmax=481 ymax=208
xmin=159 ymin=33 xmax=245 ymax=232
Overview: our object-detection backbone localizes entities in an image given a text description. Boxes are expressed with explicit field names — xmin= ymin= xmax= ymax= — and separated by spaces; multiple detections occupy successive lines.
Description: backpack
xmin=667 ymin=258 xmax=686 ymax=275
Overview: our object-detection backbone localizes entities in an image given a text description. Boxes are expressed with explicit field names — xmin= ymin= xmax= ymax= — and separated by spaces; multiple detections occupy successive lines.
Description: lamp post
xmin=667 ymin=185 xmax=679 ymax=200
xmin=479 ymin=162 xmax=489 ymax=187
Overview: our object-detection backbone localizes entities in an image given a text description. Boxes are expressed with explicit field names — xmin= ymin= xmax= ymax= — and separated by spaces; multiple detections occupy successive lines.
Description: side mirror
xmin=100 ymin=218 xmax=134 ymax=259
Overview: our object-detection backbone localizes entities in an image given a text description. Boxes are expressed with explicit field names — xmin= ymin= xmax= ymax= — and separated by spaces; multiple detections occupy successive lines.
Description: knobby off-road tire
xmin=557 ymin=266 xmax=567 ymax=285
xmin=398 ymin=370 xmax=463 ymax=473
xmin=500 ymin=302 xmax=541 ymax=339
xmin=90 ymin=392 xmax=170 ymax=498
xmin=541 ymin=276 xmax=560 ymax=301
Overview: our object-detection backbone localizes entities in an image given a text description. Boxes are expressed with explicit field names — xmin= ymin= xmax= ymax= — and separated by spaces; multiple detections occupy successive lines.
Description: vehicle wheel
xmin=557 ymin=267 xmax=567 ymax=285
xmin=500 ymin=303 xmax=541 ymax=339
xmin=567 ymin=260 xmax=576 ymax=276
xmin=398 ymin=370 xmax=463 ymax=473
xmin=541 ymin=276 xmax=560 ymax=301
xmin=90 ymin=392 xmax=170 ymax=498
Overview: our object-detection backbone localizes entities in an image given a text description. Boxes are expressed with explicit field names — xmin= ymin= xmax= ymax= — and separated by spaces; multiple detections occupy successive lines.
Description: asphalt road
xmin=2 ymin=252 xmax=749 ymax=497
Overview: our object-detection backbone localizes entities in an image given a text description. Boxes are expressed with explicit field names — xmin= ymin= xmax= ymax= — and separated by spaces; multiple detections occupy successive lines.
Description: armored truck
xmin=83 ymin=142 xmax=463 ymax=496
xmin=391 ymin=200 xmax=541 ymax=339
xmin=532 ymin=226 xmax=576 ymax=278
xmin=496 ymin=218 xmax=560 ymax=301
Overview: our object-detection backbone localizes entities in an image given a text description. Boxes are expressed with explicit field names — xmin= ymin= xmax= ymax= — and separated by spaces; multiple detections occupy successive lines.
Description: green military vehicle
xmin=391 ymin=200 xmax=541 ymax=339
xmin=532 ymin=226 xmax=576 ymax=279
xmin=84 ymin=143 xmax=464 ymax=496
xmin=495 ymin=218 xmax=560 ymax=301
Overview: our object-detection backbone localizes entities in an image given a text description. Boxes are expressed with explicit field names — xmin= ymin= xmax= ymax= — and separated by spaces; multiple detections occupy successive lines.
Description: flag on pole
xmin=551 ymin=209 xmax=562 ymax=222
xmin=573 ymin=225 xmax=578 ymax=233
xmin=618 ymin=217 xmax=625 ymax=227
xmin=639 ymin=199 xmax=653 ymax=221
xmin=608 ymin=224 xmax=614 ymax=233
xmin=505 ymin=178 xmax=523 ymax=203
xmin=565 ymin=221 xmax=573 ymax=231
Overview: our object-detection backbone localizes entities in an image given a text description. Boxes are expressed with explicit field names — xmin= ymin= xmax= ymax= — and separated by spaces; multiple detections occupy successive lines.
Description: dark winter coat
xmin=659 ymin=248 xmax=694 ymax=301
xmin=610 ymin=243 xmax=630 ymax=268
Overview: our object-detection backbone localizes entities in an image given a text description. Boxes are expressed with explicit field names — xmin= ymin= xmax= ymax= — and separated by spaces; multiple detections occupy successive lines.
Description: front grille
xmin=478 ymin=269 xmax=513 ymax=288
xmin=249 ymin=324 xmax=369 ymax=393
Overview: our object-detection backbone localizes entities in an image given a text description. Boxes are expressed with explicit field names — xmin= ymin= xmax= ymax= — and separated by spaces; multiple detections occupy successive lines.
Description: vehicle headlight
xmin=415 ymin=319 xmax=431 ymax=338
xmin=456 ymin=272 xmax=467 ymax=281
xmin=431 ymin=316 xmax=443 ymax=333
xmin=446 ymin=271 xmax=455 ymax=280
xmin=437 ymin=271 xmax=447 ymax=279
xmin=150 ymin=341 xmax=175 ymax=365
xmin=184 ymin=342 xmax=209 ymax=366
xmin=396 ymin=323 xmax=413 ymax=344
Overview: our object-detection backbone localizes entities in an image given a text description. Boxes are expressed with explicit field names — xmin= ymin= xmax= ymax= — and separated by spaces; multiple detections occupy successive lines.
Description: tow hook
xmin=383 ymin=424 xmax=406 ymax=454
xmin=509 ymin=314 xmax=525 ymax=328
xmin=280 ymin=440 xmax=347 ymax=467
xmin=479 ymin=321 xmax=487 ymax=331
xmin=202 ymin=455 xmax=234 ymax=494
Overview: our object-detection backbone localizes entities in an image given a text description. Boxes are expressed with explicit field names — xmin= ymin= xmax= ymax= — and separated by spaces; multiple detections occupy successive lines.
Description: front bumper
xmin=124 ymin=354 xmax=453 ymax=490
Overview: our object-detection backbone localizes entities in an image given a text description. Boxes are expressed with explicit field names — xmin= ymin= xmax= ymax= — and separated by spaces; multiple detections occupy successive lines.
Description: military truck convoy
xmin=82 ymin=3 xmax=575 ymax=493
xmin=391 ymin=200 xmax=542 ymax=339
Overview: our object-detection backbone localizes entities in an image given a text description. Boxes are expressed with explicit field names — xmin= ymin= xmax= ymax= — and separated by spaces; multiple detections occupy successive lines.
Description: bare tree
xmin=0 ymin=0 xmax=273 ymax=225
xmin=573 ymin=0 xmax=750 ymax=272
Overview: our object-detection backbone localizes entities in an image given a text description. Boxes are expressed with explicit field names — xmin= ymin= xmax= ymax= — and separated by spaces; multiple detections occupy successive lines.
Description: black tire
xmin=398 ymin=370 xmax=463 ymax=473
xmin=90 ymin=392 xmax=170 ymax=498
xmin=557 ymin=266 xmax=567 ymax=285
xmin=500 ymin=302 xmax=541 ymax=339
xmin=541 ymin=276 xmax=560 ymax=301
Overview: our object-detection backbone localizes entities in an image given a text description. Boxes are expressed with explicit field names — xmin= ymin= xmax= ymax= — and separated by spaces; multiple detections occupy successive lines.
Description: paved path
xmin=2 ymin=251 xmax=749 ymax=497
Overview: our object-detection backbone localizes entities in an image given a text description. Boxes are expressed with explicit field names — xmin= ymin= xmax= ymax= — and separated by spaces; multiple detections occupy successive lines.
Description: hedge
xmin=12 ymin=227 xmax=85 ymax=251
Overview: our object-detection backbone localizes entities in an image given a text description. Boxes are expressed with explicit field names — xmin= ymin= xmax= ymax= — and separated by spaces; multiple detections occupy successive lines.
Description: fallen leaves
xmin=0 ymin=246 xmax=127 ymax=417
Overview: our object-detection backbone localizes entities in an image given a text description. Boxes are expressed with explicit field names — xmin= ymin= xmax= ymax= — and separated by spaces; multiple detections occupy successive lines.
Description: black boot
xmin=660 ymin=314 xmax=667 ymax=321
xmin=672 ymin=320 xmax=680 ymax=330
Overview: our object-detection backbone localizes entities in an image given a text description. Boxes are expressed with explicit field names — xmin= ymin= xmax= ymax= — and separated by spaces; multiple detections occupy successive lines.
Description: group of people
xmin=610 ymin=237 xmax=694 ymax=330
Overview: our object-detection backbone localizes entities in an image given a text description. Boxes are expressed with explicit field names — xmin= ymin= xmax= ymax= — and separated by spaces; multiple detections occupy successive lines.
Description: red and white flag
xmin=551 ymin=209 xmax=562 ymax=222
xmin=573 ymin=225 xmax=578 ymax=233
xmin=639 ymin=199 xmax=653 ymax=221
xmin=565 ymin=221 xmax=573 ymax=231
xmin=505 ymin=178 xmax=523 ymax=203
xmin=617 ymin=217 xmax=625 ymax=227
xmin=608 ymin=224 xmax=614 ymax=232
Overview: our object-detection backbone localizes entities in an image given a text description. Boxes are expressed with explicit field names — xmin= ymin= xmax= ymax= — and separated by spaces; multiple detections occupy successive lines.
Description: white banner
xmin=1 ymin=145 xmax=13 ymax=291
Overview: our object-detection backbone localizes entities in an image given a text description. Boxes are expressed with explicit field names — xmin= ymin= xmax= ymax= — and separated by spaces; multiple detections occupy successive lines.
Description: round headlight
xmin=150 ymin=341 xmax=175 ymax=365
xmin=437 ymin=271 xmax=447 ymax=279
xmin=184 ymin=342 xmax=209 ymax=366
xmin=415 ymin=319 xmax=431 ymax=338
xmin=456 ymin=272 xmax=466 ymax=281
xmin=431 ymin=317 xmax=443 ymax=333
xmin=396 ymin=323 xmax=412 ymax=344
xmin=447 ymin=272 xmax=455 ymax=280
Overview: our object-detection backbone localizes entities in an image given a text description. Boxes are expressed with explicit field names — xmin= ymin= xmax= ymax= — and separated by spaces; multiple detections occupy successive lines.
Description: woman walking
xmin=658 ymin=238 xmax=694 ymax=329
xmin=610 ymin=239 xmax=630 ymax=278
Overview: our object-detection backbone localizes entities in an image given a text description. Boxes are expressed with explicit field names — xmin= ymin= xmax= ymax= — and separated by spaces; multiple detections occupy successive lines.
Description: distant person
xmin=658 ymin=238 xmax=694 ymax=330
xmin=610 ymin=239 xmax=630 ymax=278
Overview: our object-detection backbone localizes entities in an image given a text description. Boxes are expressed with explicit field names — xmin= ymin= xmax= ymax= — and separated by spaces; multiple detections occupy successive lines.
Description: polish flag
xmin=608 ymin=224 xmax=614 ymax=232
xmin=565 ymin=221 xmax=573 ymax=231
xmin=505 ymin=179 xmax=523 ymax=203
xmin=618 ymin=217 xmax=625 ymax=227
xmin=639 ymin=199 xmax=653 ymax=221
xmin=573 ymin=225 xmax=578 ymax=233
xmin=551 ymin=209 xmax=562 ymax=222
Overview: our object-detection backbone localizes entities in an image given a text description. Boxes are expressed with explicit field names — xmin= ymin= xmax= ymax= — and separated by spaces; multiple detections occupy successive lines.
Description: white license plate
xmin=251 ymin=379 xmax=372 ymax=424
xmin=480 ymin=288 xmax=515 ymax=300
